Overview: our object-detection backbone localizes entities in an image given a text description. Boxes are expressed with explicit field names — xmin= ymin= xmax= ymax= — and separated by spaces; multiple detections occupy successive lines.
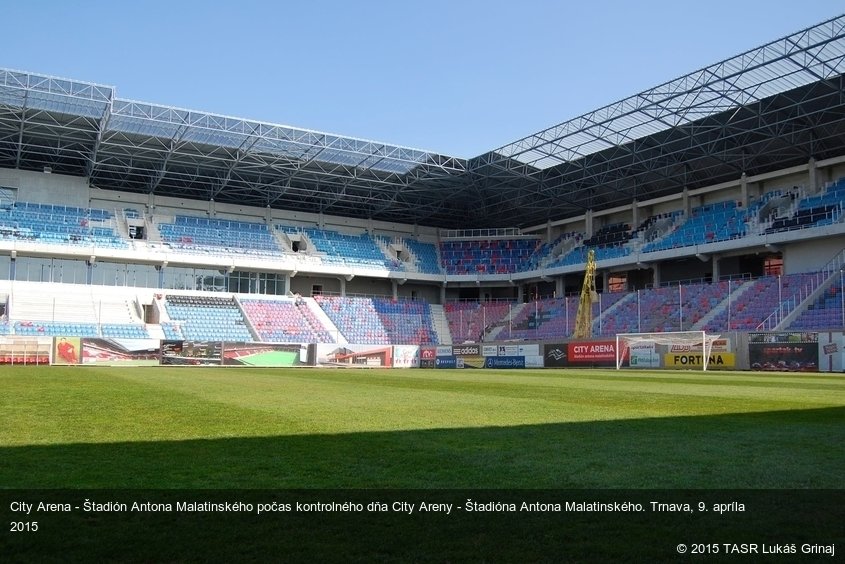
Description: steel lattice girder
xmin=0 ymin=16 xmax=843 ymax=228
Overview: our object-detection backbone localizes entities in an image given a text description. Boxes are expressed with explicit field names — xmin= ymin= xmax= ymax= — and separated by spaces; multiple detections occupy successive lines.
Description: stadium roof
xmin=0 ymin=15 xmax=844 ymax=229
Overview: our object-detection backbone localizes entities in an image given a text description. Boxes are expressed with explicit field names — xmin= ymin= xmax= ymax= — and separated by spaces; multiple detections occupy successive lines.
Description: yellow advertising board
xmin=663 ymin=352 xmax=736 ymax=369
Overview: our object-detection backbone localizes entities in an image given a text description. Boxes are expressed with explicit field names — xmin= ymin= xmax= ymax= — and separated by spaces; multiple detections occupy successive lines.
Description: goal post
xmin=615 ymin=331 xmax=721 ymax=371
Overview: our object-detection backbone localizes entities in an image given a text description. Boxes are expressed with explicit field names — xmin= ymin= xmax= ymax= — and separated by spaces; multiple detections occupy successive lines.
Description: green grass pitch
xmin=1 ymin=366 xmax=843 ymax=489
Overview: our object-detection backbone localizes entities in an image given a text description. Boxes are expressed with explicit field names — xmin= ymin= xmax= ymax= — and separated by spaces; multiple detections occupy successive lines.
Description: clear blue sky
xmin=2 ymin=1 xmax=842 ymax=158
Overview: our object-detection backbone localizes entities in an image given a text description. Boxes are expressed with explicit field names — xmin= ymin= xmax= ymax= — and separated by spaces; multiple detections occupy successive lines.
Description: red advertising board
xmin=567 ymin=340 xmax=617 ymax=363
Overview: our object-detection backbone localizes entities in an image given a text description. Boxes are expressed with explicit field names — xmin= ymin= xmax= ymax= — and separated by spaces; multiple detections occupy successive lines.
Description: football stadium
xmin=2 ymin=11 xmax=845 ymax=563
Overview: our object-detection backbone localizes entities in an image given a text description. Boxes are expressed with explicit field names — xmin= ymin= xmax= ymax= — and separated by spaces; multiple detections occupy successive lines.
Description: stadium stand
xmin=440 ymin=239 xmax=540 ymax=274
xmin=241 ymin=298 xmax=335 ymax=343
xmin=642 ymin=201 xmax=747 ymax=253
xmin=281 ymin=227 xmax=394 ymax=270
xmin=374 ymin=235 xmax=443 ymax=275
xmin=703 ymin=273 xmax=819 ymax=331
xmin=7 ymin=284 xmax=148 ymax=338
xmin=0 ymin=201 xmax=128 ymax=249
xmin=444 ymin=301 xmax=513 ymax=343
xmin=163 ymin=295 xmax=253 ymax=341
xmin=315 ymin=295 xmax=437 ymax=344
xmin=157 ymin=215 xmax=279 ymax=256
xmin=789 ymin=277 xmax=845 ymax=330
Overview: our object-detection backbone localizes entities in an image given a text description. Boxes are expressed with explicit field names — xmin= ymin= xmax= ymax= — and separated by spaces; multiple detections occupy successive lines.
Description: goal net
xmin=615 ymin=331 xmax=721 ymax=371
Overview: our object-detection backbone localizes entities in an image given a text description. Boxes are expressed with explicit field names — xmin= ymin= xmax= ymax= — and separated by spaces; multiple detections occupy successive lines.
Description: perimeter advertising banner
xmin=748 ymin=332 xmax=819 ymax=372
xmin=662 ymin=352 xmax=736 ymax=369
xmin=543 ymin=344 xmax=568 ymax=368
xmin=222 ymin=342 xmax=308 ymax=367
xmin=628 ymin=342 xmax=659 ymax=368
xmin=567 ymin=340 xmax=618 ymax=367
xmin=435 ymin=356 xmax=459 ymax=369
xmin=451 ymin=344 xmax=483 ymax=368
xmin=420 ymin=346 xmax=437 ymax=368
xmin=315 ymin=344 xmax=393 ymax=367
xmin=542 ymin=341 xmax=618 ymax=367
xmin=483 ymin=356 xmax=525 ymax=369
xmin=392 ymin=345 xmax=420 ymax=368
xmin=82 ymin=338 xmax=161 ymax=366
xmin=818 ymin=332 xmax=845 ymax=372
xmin=662 ymin=337 xmax=735 ymax=369
xmin=160 ymin=340 xmax=222 ymax=365
xmin=53 ymin=336 xmax=82 ymax=365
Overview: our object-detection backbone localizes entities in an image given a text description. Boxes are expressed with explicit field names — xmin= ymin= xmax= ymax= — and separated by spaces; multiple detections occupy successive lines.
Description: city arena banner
xmin=566 ymin=340 xmax=618 ymax=367
xmin=542 ymin=341 xmax=617 ymax=367
xmin=748 ymin=332 xmax=819 ymax=372
xmin=160 ymin=340 xmax=222 ymax=366
xmin=222 ymin=342 xmax=308 ymax=367
xmin=81 ymin=338 xmax=161 ymax=366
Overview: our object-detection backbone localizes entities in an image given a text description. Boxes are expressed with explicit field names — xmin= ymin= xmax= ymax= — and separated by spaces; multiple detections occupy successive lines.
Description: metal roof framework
xmin=0 ymin=15 xmax=843 ymax=228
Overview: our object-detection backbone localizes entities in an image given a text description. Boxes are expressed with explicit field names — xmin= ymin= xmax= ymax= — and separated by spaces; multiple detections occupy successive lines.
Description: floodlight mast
xmin=574 ymin=249 xmax=597 ymax=339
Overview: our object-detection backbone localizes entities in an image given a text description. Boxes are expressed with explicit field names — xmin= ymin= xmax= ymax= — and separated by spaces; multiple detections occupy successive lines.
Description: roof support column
xmin=632 ymin=200 xmax=640 ymax=229
xmin=556 ymin=277 xmax=564 ymax=298
xmin=585 ymin=209 xmax=594 ymax=237
xmin=740 ymin=173 xmax=748 ymax=208
xmin=682 ymin=187 xmax=690 ymax=216
xmin=808 ymin=157 xmax=818 ymax=194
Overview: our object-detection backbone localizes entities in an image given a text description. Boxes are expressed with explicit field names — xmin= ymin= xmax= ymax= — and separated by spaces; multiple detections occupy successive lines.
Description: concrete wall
xmin=782 ymin=236 xmax=845 ymax=274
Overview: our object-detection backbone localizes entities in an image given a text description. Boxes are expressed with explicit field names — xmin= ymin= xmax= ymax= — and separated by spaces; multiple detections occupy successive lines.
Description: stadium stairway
xmin=232 ymin=296 xmax=262 ymax=341
xmin=593 ymin=292 xmax=636 ymax=334
xmin=428 ymin=304 xmax=452 ymax=344
xmin=303 ymin=297 xmax=347 ymax=344
xmin=693 ymin=279 xmax=757 ymax=331
xmin=486 ymin=303 xmax=527 ymax=341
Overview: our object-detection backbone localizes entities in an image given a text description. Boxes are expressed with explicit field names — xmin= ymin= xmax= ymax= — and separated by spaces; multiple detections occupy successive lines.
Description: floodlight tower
xmin=574 ymin=249 xmax=598 ymax=339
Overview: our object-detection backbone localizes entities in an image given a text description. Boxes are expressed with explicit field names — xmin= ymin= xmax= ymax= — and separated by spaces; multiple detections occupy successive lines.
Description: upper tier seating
xmin=764 ymin=181 xmax=844 ymax=234
xmin=0 ymin=201 xmax=127 ymax=249
xmin=158 ymin=216 xmax=279 ymax=256
xmin=163 ymin=295 xmax=253 ymax=341
xmin=241 ymin=298 xmax=334 ymax=343
xmin=642 ymin=201 xmax=747 ymax=253
xmin=283 ymin=227 xmax=394 ymax=269
xmin=374 ymin=235 xmax=442 ymax=274
xmin=440 ymin=239 xmax=540 ymax=275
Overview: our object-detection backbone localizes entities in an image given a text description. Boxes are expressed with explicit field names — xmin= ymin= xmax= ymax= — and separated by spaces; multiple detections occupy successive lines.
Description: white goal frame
xmin=615 ymin=331 xmax=721 ymax=371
